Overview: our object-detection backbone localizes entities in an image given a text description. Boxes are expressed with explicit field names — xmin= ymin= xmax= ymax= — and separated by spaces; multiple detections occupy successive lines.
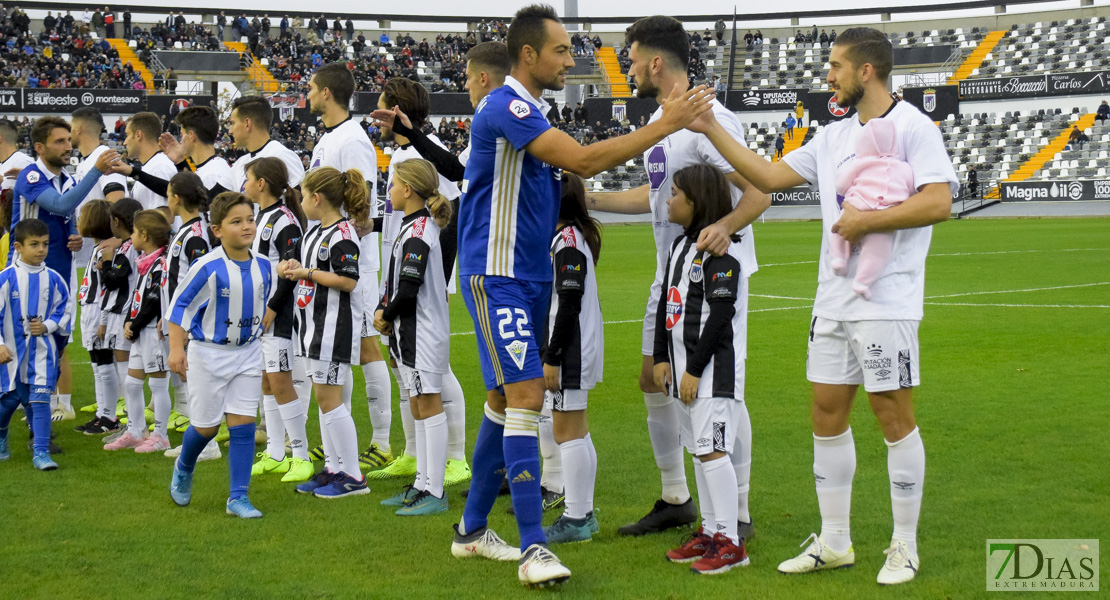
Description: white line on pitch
xmin=752 ymin=293 xmax=812 ymax=300
xmin=931 ymin=248 xmax=1107 ymax=257
xmin=926 ymin=282 xmax=1110 ymax=299
xmin=925 ymin=302 xmax=1110 ymax=308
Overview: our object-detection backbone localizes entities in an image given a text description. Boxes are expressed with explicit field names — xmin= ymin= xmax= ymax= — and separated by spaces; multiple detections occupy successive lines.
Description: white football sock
xmin=645 ymin=391 xmax=689 ymax=504
xmin=887 ymin=427 xmax=925 ymax=555
xmin=94 ymin=364 xmax=117 ymax=420
xmin=732 ymin=400 xmax=753 ymax=523
xmin=319 ymin=405 xmax=338 ymax=472
xmin=538 ymin=404 xmax=563 ymax=493
xmin=172 ymin=374 xmax=189 ymax=417
xmin=149 ymin=376 xmax=171 ymax=438
xmin=559 ymin=436 xmax=597 ymax=520
xmin=442 ymin=367 xmax=466 ymax=461
xmin=50 ymin=394 xmax=58 ymax=410
xmin=114 ymin=361 xmax=127 ymax=398
xmin=58 ymin=393 xmax=72 ymax=411
xmin=702 ymin=455 xmax=739 ymax=544
xmin=123 ymin=376 xmax=146 ymax=437
xmin=414 ymin=417 xmax=427 ymax=492
xmin=362 ymin=361 xmax=392 ymax=452
xmin=278 ymin=398 xmax=310 ymax=461
xmin=584 ymin=433 xmax=598 ymax=512
xmin=341 ymin=366 xmax=353 ymax=412
xmin=692 ymin=458 xmax=713 ymax=531
xmin=815 ymin=428 xmax=856 ymax=553
xmin=394 ymin=366 xmax=414 ymax=457
xmin=424 ymin=411 xmax=447 ymax=498
xmin=322 ymin=402 xmax=361 ymax=479
xmin=263 ymin=394 xmax=285 ymax=460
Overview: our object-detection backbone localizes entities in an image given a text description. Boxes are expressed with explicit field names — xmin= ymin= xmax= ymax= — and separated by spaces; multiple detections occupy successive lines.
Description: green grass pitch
xmin=1 ymin=217 xmax=1107 ymax=599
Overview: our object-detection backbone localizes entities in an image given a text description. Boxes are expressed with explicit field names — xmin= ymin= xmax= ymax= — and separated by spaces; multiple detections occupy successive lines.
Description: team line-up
xmin=0 ymin=6 xmax=958 ymax=589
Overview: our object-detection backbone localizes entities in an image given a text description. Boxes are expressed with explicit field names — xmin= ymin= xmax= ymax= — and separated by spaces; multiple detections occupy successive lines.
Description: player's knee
xmin=697 ymin=450 xmax=726 ymax=462
xmin=639 ymin=371 xmax=663 ymax=393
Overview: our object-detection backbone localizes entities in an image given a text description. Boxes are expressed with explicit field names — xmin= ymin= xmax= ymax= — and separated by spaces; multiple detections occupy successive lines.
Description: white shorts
xmin=360 ymin=273 xmax=380 ymax=338
xmin=679 ymin=397 xmax=742 ymax=456
xmin=544 ymin=388 xmax=589 ymax=412
xmin=127 ymin=328 xmax=169 ymax=373
xmin=103 ymin=312 xmax=132 ymax=352
xmin=80 ymin=303 xmax=103 ymax=351
xmin=187 ymin=341 xmax=263 ymax=428
xmin=304 ymin=357 xmax=351 ymax=386
xmin=399 ymin=364 xmax=443 ymax=395
xmin=67 ymin=268 xmax=77 ymax=344
xmin=806 ymin=316 xmax=920 ymax=393
xmin=640 ymin=261 xmax=665 ymax=356
xmin=262 ymin=335 xmax=295 ymax=373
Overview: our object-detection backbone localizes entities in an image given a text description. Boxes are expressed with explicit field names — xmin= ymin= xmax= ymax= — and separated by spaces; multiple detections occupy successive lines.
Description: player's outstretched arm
xmin=688 ymin=109 xmax=806 ymax=193
xmin=527 ymin=84 xmax=715 ymax=178
xmin=831 ymin=182 xmax=951 ymax=244
xmin=587 ymin=184 xmax=649 ymax=215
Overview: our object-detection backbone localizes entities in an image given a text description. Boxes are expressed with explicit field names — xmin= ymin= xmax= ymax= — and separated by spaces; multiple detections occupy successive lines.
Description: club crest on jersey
xmin=689 ymin=258 xmax=703 ymax=283
xmin=296 ymin=280 xmax=315 ymax=308
xmin=505 ymin=340 xmax=528 ymax=370
xmin=665 ymin=287 xmax=683 ymax=329
xmin=318 ymin=242 xmax=330 ymax=261
xmin=171 ymin=240 xmax=182 ymax=256
xmin=220 ymin=287 xmax=231 ymax=298
xmin=25 ymin=170 xmax=40 ymax=184
xmin=260 ymin=223 xmax=273 ymax=241
xmin=509 ymin=99 xmax=531 ymax=119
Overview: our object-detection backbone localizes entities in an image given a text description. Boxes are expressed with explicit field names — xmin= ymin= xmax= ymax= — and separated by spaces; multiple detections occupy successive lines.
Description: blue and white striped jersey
xmin=459 ymin=76 xmax=560 ymax=282
xmin=0 ymin=260 xmax=70 ymax=389
xmin=10 ymin=159 xmax=80 ymax=280
xmin=167 ymin=246 xmax=275 ymax=347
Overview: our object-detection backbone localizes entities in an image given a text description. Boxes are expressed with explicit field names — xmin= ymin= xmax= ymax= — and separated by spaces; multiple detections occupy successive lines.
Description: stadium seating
xmin=971 ymin=17 xmax=1110 ymax=77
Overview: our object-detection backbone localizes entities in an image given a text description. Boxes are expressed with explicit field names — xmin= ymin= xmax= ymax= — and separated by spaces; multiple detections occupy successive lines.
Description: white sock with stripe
xmin=815 ymin=428 xmax=856 ymax=553
xmin=442 ymin=367 xmax=466 ymax=461
xmin=424 ymin=412 xmax=448 ymax=498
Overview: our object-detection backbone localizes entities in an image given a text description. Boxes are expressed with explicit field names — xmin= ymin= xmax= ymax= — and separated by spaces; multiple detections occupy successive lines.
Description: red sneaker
xmin=690 ymin=533 xmax=750 ymax=575
xmin=666 ymin=527 xmax=713 ymax=563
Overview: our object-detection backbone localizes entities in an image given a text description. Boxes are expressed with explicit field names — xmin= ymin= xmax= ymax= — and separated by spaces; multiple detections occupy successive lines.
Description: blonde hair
xmin=302 ymin=166 xmax=370 ymax=225
xmin=392 ymin=159 xmax=452 ymax=228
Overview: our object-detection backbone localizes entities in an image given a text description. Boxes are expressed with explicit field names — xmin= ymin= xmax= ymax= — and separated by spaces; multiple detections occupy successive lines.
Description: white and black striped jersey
xmin=167 ymin=246 xmax=275 ymax=347
xmin=380 ymin=209 xmax=449 ymax=373
xmin=132 ymin=151 xmax=177 ymax=211
xmin=78 ymin=247 xmax=107 ymax=308
xmin=127 ymin=253 xmax=168 ymax=337
xmin=165 ymin=217 xmax=211 ymax=305
xmin=295 ymin=218 xmax=362 ymax=363
xmin=653 ymin=236 xmax=747 ymax=400
xmin=253 ymin=202 xmax=303 ymax=340
xmin=193 ymin=155 xmax=232 ymax=190
xmin=224 ymin=139 xmax=305 ymax=194
xmin=541 ymin=225 xmax=603 ymax=390
xmin=98 ymin=240 xmax=140 ymax=321
xmin=310 ymin=116 xmax=380 ymax=274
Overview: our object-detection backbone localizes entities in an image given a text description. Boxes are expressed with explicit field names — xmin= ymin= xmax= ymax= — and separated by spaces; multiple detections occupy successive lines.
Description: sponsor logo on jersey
xmin=561 ymin=227 xmax=577 ymax=248
xmin=412 ymin=217 xmax=426 ymax=237
xmin=25 ymin=170 xmax=40 ymax=184
xmin=690 ymin=258 xmax=703 ymax=283
xmin=129 ymin=289 xmax=142 ymax=318
xmin=561 ymin=263 xmax=580 ymax=272
xmin=506 ymin=339 xmax=529 ymax=370
xmin=78 ymin=276 xmax=90 ymax=302
xmin=220 ymin=287 xmax=231 ymax=298
xmin=404 ymin=252 xmax=422 ymax=261
xmin=828 ymin=95 xmax=850 ymax=117
xmin=509 ymin=99 xmax=532 ymax=118
xmin=646 ymin=144 xmax=667 ymax=190
xmin=296 ymin=280 xmax=315 ymax=308
xmin=665 ymin=287 xmax=683 ymax=329
xmin=866 ymin=343 xmax=883 ymax=357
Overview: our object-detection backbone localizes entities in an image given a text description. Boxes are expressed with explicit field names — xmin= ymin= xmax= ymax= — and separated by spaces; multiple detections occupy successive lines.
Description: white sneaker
xmin=877 ymin=540 xmax=919 ymax=585
xmin=162 ymin=440 xmax=222 ymax=461
xmin=777 ymin=533 xmax=855 ymax=574
xmin=451 ymin=525 xmax=522 ymax=561
xmin=517 ymin=544 xmax=571 ymax=587
xmin=51 ymin=406 xmax=76 ymax=422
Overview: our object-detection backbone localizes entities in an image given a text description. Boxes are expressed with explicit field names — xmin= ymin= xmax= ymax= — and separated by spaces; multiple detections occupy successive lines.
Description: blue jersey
xmin=0 ymin=261 xmax=70 ymax=389
xmin=11 ymin=160 xmax=79 ymax=279
xmin=167 ymin=246 xmax=275 ymax=347
xmin=459 ymin=76 xmax=560 ymax=282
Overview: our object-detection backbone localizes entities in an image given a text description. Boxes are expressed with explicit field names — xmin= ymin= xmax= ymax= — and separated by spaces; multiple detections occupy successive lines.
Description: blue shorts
xmin=462 ymin=275 xmax=551 ymax=391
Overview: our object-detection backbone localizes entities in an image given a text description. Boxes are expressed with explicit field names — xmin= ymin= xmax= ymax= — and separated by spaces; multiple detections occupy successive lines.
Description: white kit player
xmin=71 ymin=108 xmax=128 ymax=205
xmin=222 ymin=96 xmax=305 ymax=195
xmin=306 ymin=62 xmax=394 ymax=473
xmin=123 ymin=112 xmax=177 ymax=218
xmin=370 ymin=77 xmax=469 ymax=485
xmin=689 ymin=27 xmax=958 ymax=585
xmin=117 ymin=105 xmax=232 ymax=202
xmin=587 ymin=16 xmax=769 ymax=538
xmin=0 ymin=120 xmax=34 ymax=196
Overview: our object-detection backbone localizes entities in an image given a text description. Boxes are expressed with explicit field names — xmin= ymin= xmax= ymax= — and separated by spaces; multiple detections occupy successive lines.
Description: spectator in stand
xmin=332 ymin=17 xmax=342 ymax=39
xmin=316 ymin=15 xmax=327 ymax=40
xmin=123 ymin=10 xmax=131 ymax=39
xmin=262 ymin=14 xmax=271 ymax=39
xmin=774 ymin=133 xmax=785 ymax=160
xmin=744 ymin=30 xmax=753 ymax=46
xmin=785 ymin=112 xmax=796 ymax=140
xmin=1068 ymin=125 xmax=1082 ymax=148
xmin=967 ymin=167 xmax=978 ymax=198
xmin=716 ymin=19 xmax=726 ymax=42
xmin=92 ymin=8 xmax=104 ymax=38
xmin=83 ymin=8 xmax=92 ymax=26
xmin=346 ymin=18 xmax=355 ymax=42
xmin=104 ymin=8 xmax=115 ymax=38
xmin=166 ymin=67 xmax=177 ymax=93
xmin=1097 ymin=100 xmax=1109 ymax=123
xmin=44 ymin=11 xmax=57 ymax=33
xmin=829 ymin=29 xmax=837 ymax=43
xmin=380 ymin=31 xmax=391 ymax=47
xmin=796 ymin=100 xmax=805 ymax=126
xmin=820 ymin=30 xmax=830 ymax=46
xmin=280 ymin=15 xmax=289 ymax=37
xmin=754 ymin=30 xmax=763 ymax=45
